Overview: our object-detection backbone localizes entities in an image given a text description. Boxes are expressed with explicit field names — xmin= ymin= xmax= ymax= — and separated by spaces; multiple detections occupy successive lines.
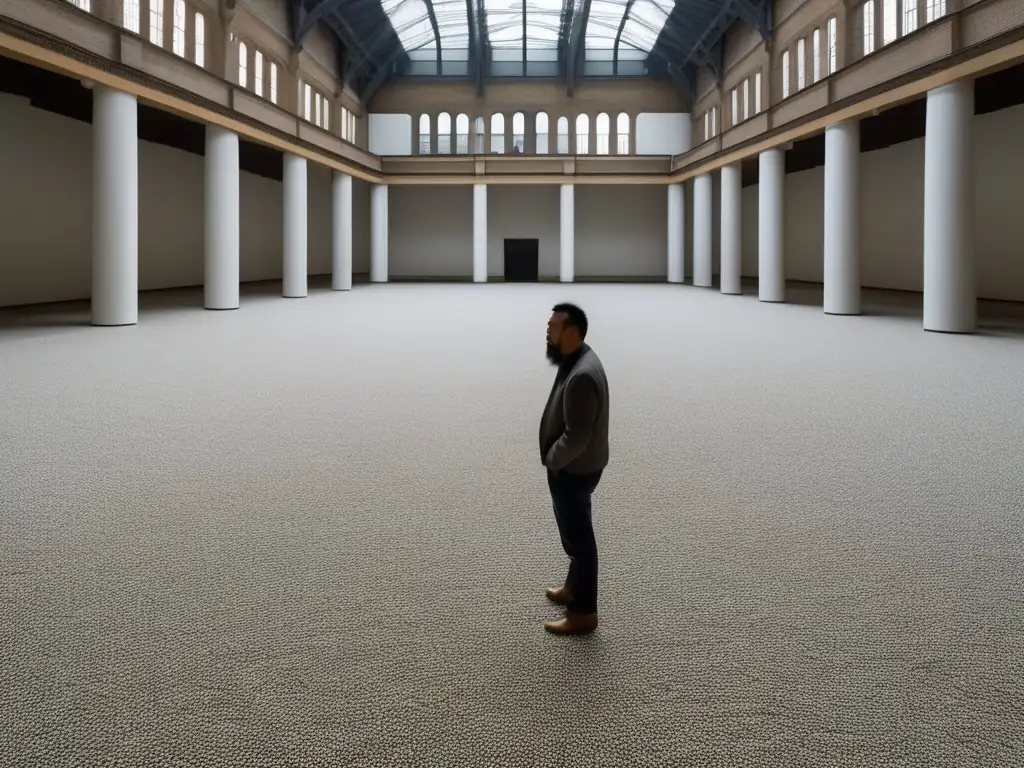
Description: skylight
xmin=482 ymin=0 xmax=564 ymax=52
xmin=584 ymin=0 xmax=671 ymax=59
xmin=380 ymin=0 xmax=435 ymax=52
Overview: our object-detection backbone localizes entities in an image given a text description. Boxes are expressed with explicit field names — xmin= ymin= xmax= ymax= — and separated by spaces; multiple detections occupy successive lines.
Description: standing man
xmin=539 ymin=303 xmax=610 ymax=636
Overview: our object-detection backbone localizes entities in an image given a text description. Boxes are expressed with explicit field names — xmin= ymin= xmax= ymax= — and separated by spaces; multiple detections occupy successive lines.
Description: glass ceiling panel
xmin=380 ymin=0 xmax=436 ymax=53
xmin=619 ymin=0 xmax=672 ymax=51
xmin=433 ymin=0 xmax=470 ymax=48
xmin=584 ymin=0 xmax=626 ymax=51
xmin=482 ymin=0 xmax=523 ymax=48
xmin=482 ymin=0 xmax=565 ymax=50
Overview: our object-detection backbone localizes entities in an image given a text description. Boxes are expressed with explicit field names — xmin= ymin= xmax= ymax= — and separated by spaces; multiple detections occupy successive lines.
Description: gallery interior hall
xmin=2 ymin=0 xmax=1023 ymax=764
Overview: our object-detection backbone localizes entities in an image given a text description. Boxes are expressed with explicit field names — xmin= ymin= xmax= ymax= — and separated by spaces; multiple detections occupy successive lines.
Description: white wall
xmin=369 ymin=114 xmax=413 ymax=156
xmin=0 ymin=94 xmax=371 ymax=308
xmin=386 ymin=184 xmax=669 ymax=279
xmin=635 ymin=113 xmax=691 ymax=155
xmin=737 ymin=103 xmax=1024 ymax=301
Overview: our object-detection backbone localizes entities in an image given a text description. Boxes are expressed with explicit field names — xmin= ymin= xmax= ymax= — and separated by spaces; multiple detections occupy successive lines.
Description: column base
xmin=759 ymin=298 xmax=786 ymax=304
xmin=204 ymin=306 xmax=239 ymax=311
xmin=90 ymin=321 xmax=137 ymax=327
xmin=282 ymin=295 xmax=307 ymax=299
xmin=824 ymin=310 xmax=863 ymax=316
xmin=721 ymin=290 xmax=743 ymax=296
xmin=924 ymin=326 xmax=976 ymax=335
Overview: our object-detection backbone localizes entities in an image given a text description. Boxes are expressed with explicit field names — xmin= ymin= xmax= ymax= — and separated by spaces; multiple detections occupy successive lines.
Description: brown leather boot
xmin=545 ymin=585 xmax=571 ymax=605
xmin=544 ymin=612 xmax=598 ymax=635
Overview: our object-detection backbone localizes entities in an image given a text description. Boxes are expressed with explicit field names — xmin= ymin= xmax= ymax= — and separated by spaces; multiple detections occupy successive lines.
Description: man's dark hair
xmin=552 ymin=303 xmax=588 ymax=340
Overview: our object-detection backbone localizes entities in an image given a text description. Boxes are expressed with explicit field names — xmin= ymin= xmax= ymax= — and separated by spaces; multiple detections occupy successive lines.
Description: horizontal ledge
xmin=385 ymin=175 xmax=672 ymax=184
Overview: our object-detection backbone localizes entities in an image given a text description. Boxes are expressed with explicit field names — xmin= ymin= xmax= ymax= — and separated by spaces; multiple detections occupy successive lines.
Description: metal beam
xmin=473 ymin=0 xmax=488 ymax=95
xmin=295 ymin=0 xmax=346 ymax=46
xmin=360 ymin=61 xmax=391 ymax=103
xmin=611 ymin=0 xmax=637 ymax=76
xmin=467 ymin=0 xmax=483 ymax=93
xmin=678 ymin=0 xmax=736 ymax=81
xmin=565 ymin=0 xmax=591 ymax=96
xmin=422 ymin=0 xmax=443 ymax=75
xmin=731 ymin=0 xmax=771 ymax=42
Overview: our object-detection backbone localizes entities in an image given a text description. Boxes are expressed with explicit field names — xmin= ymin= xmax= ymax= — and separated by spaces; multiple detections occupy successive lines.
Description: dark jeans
xmin=547 ymin=468 xmax=603 ymax=614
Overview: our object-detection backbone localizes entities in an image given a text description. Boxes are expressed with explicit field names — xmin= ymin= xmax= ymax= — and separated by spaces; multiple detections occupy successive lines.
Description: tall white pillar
xmin=667 ymin=183 xmax=685 ymax=284
xmin=720 ymin=163 xmax=742 ymax=295
xmin=92 ymin=86 xmax=138 ymax=326
xmin=370 ymin=183 xmax=389 ymax=283
xmin=560 ymin=184 xmax=574 ymax=283
xmin=824 ymin=120 xmax=860 ymax=315
xmin=924 ymin=80 xmax=975 ymax=333
xmin=758 ymin=148 xmax=786 ymax=303
xmin=332 ymin=171 xmax=353 ymax=291
xmin=282 ymin=154 xmax=307 ymax=298
xmin=473 ymin=184 xmax=487 ymax=283
xmin=693 ymin=173 xmax=713 ymax=288
xmin=204 ymin=126 xmax=239 ymax=310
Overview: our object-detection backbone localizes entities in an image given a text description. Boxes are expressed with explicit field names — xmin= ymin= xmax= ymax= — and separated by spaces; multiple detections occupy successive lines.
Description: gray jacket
xmin=539 ymin=344 xmax=610 ymax=475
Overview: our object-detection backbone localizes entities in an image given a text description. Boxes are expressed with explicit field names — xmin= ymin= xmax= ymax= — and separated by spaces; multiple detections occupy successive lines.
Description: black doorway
xmin=504 ymin=239 xmax=539 ymax=282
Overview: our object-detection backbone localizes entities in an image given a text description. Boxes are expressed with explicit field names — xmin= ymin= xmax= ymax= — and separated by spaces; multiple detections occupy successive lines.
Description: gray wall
xmin=3 ymin=93 xmax=1024 ymax=305
xmin=388 ymin=184 xmax=670 ymax=280
xmin=738 ymin=102 xmax=1024 ymax=302
xmin=0 ymin=93 xmax=371 ymax=308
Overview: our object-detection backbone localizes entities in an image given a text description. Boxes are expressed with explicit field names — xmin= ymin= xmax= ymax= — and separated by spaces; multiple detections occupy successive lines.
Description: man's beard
xmin=546 ymin=342 xmax=563 ymax=365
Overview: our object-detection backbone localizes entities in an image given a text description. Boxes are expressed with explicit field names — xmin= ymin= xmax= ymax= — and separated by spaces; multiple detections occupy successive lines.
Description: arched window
xmin=194 ymin=12 xmax=205 ymax=66
xmin=512 ymin=112 xmax=525 ymax=153
xmin=536 ymin=112 xmax=549 ymax=154
xmin=557 ymin=117 xmax=569 ymax=154
xmin=172 ymin=0 xmax=186 ymax=56
xmin=813 ymin=28 xmax=822 ymax=82
xmin=473 ymin=117 xmax=485 ymax=153
xmin=863 ymin=0 xmax=876 ymax=55
xmin=150 ymin=0 xmax=164 ymax=45
xmin=704 ymin=111 xmax=710 ymax=141
xmin=596 ymin=113 xmax=610 ymax=155
xmin=827 ymin=17 xmax=838 ymax=73
xmin=418 ymin=114 xmax=431 ymax=154
xmin=796 ymin=38 xmax=806 ymax=89
xmin=456 ymin=113 xmax=469 ymax=154
xmin=124 ymin=0 xmax=140 ymax=33
xmin=710 ymin=108 xmax=716 ymax=137
xmin=617 ymin=112 xmax=630 ymax=154
xmin=238 ymin=42 xmax=248 ymax=88
xmin=254 ymin=51 xmax=264 ymax=97
xmin=742 ymin=79 xmax=750 ymax=120
xmin=490 ymin=114 xmax=505 ymax=154
xmin=269 ymin=62 xmax=278 ymax=103
xmin=731 ymin=88 xmax=739 ymax=125
xmin=575 ymin=115 xmax=590 ymax=154
xmin=904 ymin=0 xmax=918 ymax=33
xmin=883 ymin=0 xmax=897 ymax=44
xmin=754 ymin=72 xmax=762 ymax=112
xmin=437 ymin=112 xmax=452 ymax=154
xmin=782 ymin=50 xmax=790 ymax=98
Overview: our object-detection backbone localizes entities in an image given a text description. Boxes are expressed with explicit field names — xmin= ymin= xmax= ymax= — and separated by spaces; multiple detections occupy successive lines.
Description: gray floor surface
xmin=2 ymin=280 xmax=1023 ymax=767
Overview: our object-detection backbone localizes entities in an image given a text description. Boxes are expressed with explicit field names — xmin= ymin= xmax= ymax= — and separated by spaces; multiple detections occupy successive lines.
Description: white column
xmin=332 ymin=171 xmax=353 ymax=291
xmin=823 ymin=120 xmax=860 ymax=315
xmin=473 ymin=184 xmax=487 ymax=283
xmin=924 ymin=80 xmax=975 ymax=333
xmin=91 ymin=86 xmax=138 ymax=326
xmin=370 ymin=183 xmax=389 ymax=283
xmin=693 ymin=172 xmax=713 ymax=288
xmin=282 ymin=154 xmax=307 ymax=298
xmin=758 ymin=148 xmax=785 ymax=303
xmin=560 ymin=184 xmax=574 ymax=283
xmin=204 ymin=126 xmax=239 ymax=310
xmin=720 ymin=163 xmax=742 ymax=295
xmin=667 ymin=183 xmax=685 ymax=284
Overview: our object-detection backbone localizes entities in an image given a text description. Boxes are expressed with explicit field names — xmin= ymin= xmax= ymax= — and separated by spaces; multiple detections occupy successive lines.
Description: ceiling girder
xmin=422 ymin=0 xmax=443 ymax=73
xmin=471 ymin=0 xmax=486 ymax=94
xmin=611 ymin=0 xmax=638 ymax=76
xmin=565 ymin=0 xmax=592 ymax=96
